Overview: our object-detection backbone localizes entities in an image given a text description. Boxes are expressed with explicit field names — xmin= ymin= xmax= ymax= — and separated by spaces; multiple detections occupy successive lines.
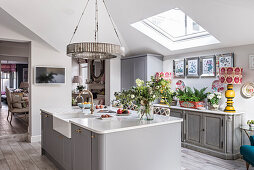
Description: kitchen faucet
xmin=75 ymin=89 xmax=94 ymax=114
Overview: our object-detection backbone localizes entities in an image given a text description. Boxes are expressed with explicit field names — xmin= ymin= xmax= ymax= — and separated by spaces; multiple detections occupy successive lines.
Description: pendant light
xmin=67 ymin=0 xmax=124 ymax=59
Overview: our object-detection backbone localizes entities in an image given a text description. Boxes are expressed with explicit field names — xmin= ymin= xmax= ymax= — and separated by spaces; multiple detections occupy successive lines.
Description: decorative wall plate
xmin=176 ymin=80 xmax=185 ymax=91
xmin=241 ymin=82 xmax=254 ymax=98
xmin=212 ymin=80 xmax=224 ymax=92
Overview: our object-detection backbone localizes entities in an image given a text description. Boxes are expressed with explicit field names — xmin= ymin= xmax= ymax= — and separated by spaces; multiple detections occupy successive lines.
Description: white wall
xmin=105 ymin=57 xmax=121 ymax=105
xmin=0 ymin=8 xmax=72 ymax=141
xmin=163 ymin=44 xmax=254 ymax=123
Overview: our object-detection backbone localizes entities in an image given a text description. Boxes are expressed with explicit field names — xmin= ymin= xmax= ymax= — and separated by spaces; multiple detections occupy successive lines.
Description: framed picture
xmin=200 ymin=55 xmax=216 ymax=77
xmin=215 ymin=53 xmax=234 ymax=76
xmin=249 ymin=55 xmax=254 ymax=69
xmin=173 ymin=59 xmax=185 ymax=77
xmin=186 ymin=57 xmax=199 ymax=77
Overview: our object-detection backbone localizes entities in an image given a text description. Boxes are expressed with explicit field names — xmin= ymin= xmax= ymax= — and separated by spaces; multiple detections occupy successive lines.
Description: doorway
xmin=0 ymin=40 xmax=30 ymax=140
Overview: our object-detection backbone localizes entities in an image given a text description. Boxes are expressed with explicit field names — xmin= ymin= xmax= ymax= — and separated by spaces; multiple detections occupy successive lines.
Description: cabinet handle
xmin=202 ymin=129 xmax=205 ymax=132
xmin=45 ymin=115 xmax=48 ymax=118
xmin=91 ymin=135 xmax=95 ymax=139
xmin=76 ymin=129 xmax=82 ymax=133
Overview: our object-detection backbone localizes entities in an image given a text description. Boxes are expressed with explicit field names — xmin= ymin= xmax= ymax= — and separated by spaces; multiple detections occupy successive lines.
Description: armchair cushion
xmin=12 ymin=94 xmax=22 ymax=108
xmin=240 ymin=145 xmax=254 ymax=166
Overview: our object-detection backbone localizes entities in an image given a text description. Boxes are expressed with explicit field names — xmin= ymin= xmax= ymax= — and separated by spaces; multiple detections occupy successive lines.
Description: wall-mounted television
xmin=35 ymin=66 xmax=65 ymax=84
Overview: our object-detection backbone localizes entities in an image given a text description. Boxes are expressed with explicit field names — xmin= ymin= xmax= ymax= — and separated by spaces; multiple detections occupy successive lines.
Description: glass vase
xmin=139 ymin=104 xmax=154 ymax=120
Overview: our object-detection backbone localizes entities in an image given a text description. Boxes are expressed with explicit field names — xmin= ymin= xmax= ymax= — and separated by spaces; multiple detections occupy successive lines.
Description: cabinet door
xmin=41 ymin=113 xmax=53 ymax=153
xmin=170 ymin=109 xmax=184 ymax=142
xmin=52 ymin=131 xmax=63 ymax=165
xmin=72 ymin=125 xmax=92 ymax=170
xmin=121 ymin=59 xmax=134 ymax=90
xmin=63 ymin=135 xmax=72 ymax=170
xmin=203 ymin=114 xmax=224 ymax=151
xmin=133 ymin=57 xmax=147 ymax=82
xmin=185 ymin=111 xmax=202 ymax=145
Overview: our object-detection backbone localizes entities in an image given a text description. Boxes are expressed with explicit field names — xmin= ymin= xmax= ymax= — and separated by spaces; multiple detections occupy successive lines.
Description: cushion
xmin=12 ymin=94 xmax=21 ymax=103
xmin=240 ymin=145 xmax=254 ymax=166
xmin=13 ymin=102 xmax=22 ymax=109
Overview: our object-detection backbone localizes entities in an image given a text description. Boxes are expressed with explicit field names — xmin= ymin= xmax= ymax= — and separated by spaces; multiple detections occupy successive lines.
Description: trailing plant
xmin=177 ymin=87 xmax=208 ymax=102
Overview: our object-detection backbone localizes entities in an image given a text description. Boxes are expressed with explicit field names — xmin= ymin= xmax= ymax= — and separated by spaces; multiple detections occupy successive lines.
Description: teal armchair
xmin=240 ymin=136 xmax=254 ymax=170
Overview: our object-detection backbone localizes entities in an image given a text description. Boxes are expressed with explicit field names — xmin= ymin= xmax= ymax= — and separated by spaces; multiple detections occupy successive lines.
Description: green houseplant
xmin=207 ymin=92 xmax=222 ymax=110
xmin=177 ymin=87 xmax=207 ymax=109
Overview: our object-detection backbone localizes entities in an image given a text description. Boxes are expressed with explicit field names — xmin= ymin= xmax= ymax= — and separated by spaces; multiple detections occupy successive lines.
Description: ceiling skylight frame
xmin=142 ymin=20 xmax=210 ymax=42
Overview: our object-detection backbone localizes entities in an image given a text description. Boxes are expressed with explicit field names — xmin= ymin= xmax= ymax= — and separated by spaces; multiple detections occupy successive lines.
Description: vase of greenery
xmin=114 ymin=76 xmax=174 ymax=120
xmin=207 ymin=92 xmax=222 ymax=110
xmin=131 ymin=77 xmax=174 ymax=120
xmin=247 ymin=120 xmax=254 ymax=129
xmin=177 ymin=87 xmax=207 ymax=109
xmin=76 ymin=85 xmax=85 ymax=93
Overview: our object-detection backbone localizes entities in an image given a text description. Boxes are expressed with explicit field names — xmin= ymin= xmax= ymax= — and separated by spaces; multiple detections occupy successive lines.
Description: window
xmin=131 ymin=8 xmax=220 ymax=51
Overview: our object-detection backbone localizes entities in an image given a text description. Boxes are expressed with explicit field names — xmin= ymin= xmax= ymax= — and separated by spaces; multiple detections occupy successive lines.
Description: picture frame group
xmin=173 ymin=53 xmax=234 ymax=78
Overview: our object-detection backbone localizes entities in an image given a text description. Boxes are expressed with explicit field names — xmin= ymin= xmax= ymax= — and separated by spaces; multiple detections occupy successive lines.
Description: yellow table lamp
xmin=219 ymin=67 xmax=243 ymax=113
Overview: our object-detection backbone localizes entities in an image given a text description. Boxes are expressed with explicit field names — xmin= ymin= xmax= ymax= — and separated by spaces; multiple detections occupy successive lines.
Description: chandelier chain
xmin=95 ymin=0 xmax=99 ymax=43
xmin=69 ymin=0 xmax=90 ymax=44
xmin=102 ymin=0 xmax=122 ymax=46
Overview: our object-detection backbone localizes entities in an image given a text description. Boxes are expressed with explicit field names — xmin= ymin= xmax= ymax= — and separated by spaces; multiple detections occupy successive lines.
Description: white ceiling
xmin=0 ymin=0 xmax=254 ymax=57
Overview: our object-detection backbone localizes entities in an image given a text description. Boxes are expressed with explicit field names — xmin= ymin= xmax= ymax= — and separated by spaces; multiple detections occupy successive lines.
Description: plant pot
xmin=179 ymin=101 xmax=205 ymax=109
xmin=208 ymin=104 xmax=219 ymax=111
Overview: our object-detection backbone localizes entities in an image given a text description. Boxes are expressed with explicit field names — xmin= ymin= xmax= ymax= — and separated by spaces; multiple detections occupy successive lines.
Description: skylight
xmin=131 ymin=8 xmax=220 ymax=51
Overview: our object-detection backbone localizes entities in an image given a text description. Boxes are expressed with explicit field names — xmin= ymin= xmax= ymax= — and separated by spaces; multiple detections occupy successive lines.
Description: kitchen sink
xmin=53 ymin=113 xmax=98 ymax=138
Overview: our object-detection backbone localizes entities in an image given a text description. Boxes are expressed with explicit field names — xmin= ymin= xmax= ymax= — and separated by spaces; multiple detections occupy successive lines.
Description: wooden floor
xmin=0 ymin=140 xmax=248 ymax=170
xmin=0 ymin=103 xmax=28 ymax=136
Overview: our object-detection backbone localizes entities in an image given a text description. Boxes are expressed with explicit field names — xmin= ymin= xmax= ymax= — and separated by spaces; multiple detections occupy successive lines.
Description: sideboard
xmin=154 ymin=104 xmax=243 ymax=160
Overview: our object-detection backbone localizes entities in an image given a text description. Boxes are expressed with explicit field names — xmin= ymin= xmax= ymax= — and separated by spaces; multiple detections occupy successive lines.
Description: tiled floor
xmin=0 ymin=103 xmax=28 ymax=136
xmin=0 ymin=140 xmax=247 ymax=170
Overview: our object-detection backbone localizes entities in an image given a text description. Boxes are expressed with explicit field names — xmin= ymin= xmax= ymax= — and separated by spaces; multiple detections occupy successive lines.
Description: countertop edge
xmin=70 ymin=118 xmax=183 ymax=135
xmin=153 ymin=104 xmax=244 ymax=115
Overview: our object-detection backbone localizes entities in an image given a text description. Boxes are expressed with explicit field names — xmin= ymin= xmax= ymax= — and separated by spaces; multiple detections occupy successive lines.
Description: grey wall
xmin=163 ymin=44 xmax=254 ymax=124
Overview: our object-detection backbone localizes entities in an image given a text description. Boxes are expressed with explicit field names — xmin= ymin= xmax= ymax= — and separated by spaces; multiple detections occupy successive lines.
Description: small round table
xmin=240 ymin=125 xmax=254 ymax=138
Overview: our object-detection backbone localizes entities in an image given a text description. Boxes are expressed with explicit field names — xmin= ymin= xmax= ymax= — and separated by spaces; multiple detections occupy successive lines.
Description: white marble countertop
xmin=153 ymin=104 xmax=244 ymax=115
xmin=41 ymin=107 xmax=183 ymax=135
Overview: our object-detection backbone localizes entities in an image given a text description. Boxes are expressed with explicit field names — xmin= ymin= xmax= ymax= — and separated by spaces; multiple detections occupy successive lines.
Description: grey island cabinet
xmin=41 ymin=108 xmax=183 ymax=170
xmin=154 ymin=104 xmax=243 ymax=160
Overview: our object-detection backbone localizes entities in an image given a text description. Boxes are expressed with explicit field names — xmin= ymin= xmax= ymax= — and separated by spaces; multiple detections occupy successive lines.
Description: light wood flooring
xmin=0 ymin=103 xmax=28 ymax=136
xmin=0 ymin=140 xmax=248 ymax=170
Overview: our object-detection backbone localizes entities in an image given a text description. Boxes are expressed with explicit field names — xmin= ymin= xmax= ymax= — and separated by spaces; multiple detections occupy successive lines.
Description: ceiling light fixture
xmin=67 ymin=0 xmax=124 ymax=60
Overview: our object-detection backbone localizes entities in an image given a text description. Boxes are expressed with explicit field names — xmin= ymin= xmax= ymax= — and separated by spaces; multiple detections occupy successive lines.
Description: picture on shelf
xmin=200 ymin=55 xmax=216 ymax=77
xmin=173 ymin=59 xmax=185 ymax=77
xmin=216 ymin=53 xmax=234 ymax=75
xmin=186 ymin=57 xmax=199 ymax=77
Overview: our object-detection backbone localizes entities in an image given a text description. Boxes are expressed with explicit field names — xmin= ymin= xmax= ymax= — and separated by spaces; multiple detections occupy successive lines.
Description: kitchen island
xmin=41 ymin=107 xmax=183 ymax=170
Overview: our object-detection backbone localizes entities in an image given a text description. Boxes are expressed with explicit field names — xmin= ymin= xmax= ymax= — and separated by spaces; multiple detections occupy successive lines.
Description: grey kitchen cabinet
xmin=168 ymin=106 xmax=242 ymax=160
xmin=121 ymin=54 xmax=163 ymax=90
xmin=71 ymin=124 xmax=92 ymax=170
xmin=185 ymin=111 xmax=203 ymax=146
xmin=41 ymin=112 xmax=72 ymax=170
xmin=203 ymin=114 xmax=224 ymax=152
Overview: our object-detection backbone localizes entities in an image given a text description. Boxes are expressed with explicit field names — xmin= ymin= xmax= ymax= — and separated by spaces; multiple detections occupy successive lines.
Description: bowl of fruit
xmin=99 ymin=114 xmax=113 ymax=120
xmin=116 ymin=109 xmax=130 ymax=116
xmin=78 ymin=102 xmax=91 ymax=109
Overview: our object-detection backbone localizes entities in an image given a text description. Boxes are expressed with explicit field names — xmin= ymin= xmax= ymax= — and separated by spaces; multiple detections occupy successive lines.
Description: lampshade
xmin=20 ymin=82 xmax=29 ymax=88
xmin=219 ymin=67 xmax=243 ymax=84
xmin=72 ymin=76 xmax=82 ymax=84
xmin=155 ymin=72 xmax=172 ymax=82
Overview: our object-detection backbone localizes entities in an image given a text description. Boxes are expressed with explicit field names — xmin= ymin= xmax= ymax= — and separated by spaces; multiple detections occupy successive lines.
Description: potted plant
xmin=177 ymin=87 xmax=207 ymax=109
xmin=207 ymin=92 xmax=222 ymax=110
xmin=247 ymin=120 xmax=254 ymax=129
xmin=76 ymin=85 xmax=85 ymax=92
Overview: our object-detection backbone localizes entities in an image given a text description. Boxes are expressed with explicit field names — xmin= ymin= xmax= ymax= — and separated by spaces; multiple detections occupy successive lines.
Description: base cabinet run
xmin=41 ymin=112 xmax=72 ymax=170
xmin=170 ymin=108 xmax=242 ymax=160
